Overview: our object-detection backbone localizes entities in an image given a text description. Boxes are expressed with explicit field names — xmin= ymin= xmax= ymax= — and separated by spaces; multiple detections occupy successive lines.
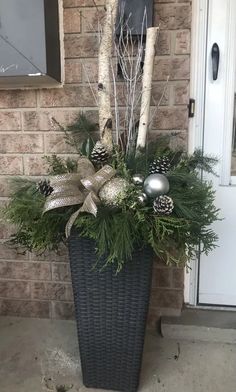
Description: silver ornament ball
xmin=132 ymin=174 xmax=145 ymax=186
xmin=99 ymin=177 xmax=129 ymax=207
xmin=144 ymin=174 xmax=170 ymax=198
xmin=137 ymin=192 xmax=148 ymax=205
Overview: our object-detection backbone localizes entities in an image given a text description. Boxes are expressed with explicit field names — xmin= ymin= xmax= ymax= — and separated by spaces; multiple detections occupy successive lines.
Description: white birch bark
xmin=98 ymin=0 xmax=119 ymax=151
xmin=136 ymin=27 xmax=159 ymax=151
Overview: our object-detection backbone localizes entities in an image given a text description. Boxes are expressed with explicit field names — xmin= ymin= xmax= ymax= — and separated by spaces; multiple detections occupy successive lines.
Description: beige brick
xmin=0 ymin=222 xmax=16 ymax=240
xmin=82 ymin=110 xmax=99 ymax=124
xmin=23 ymin=156 xmax=48 ymax=176
xmin=156 ymin=31 xmax=171 ymax=55
xmin=0 ymin=90 xmax=37 ymax=109
xmin=0 ymin=134 xmax=44 ymax=154
xmin=154 ymin=0 xmax=175 ymax=2
xmin=65 ymin=60 xmax=82 ymax=83
xmin=52 ymin=263 xmax=71 ymax=282
xmin=52 ymin=301 xmax=75 ymax=320
xmin=0 ymin=156 xmax=23 ymax=175
xmin=0 ymin=299 xmax=50 ymax=318
xmin=23 ymin=110 xmax=78 ymax=131
xmin=0 ymin=200 xmax=8 ymax=210
xmin=30 ymin=244 xmax=69 ymax=263
xmin=153 ymin=57 xmax=190 ymax=81
xmin=111 ymin=82 xmax=169 ymax=107
xmin=65 ymin=35 xmax=98 ymax=58
xmin=31 ymin=282 xmax=73 ymax=301
xmin=64 ymin=8 xmax=81 ymax=33
xmin=152 ymin=107 xmax=188 ymax=130
xmin=172 ymin=268 xmax=184 ymax=289
xmin=39 ymin=86 xmax=97 ymax=108
xmin=175 ymin=30 xmax=191 ymax=54
xmin=154 ymin=4 xmax=191 ymax=30
xmin=64 ymin=0 xmax=105 ymax=7
xmin=0 ymin=243 xmax=29 ymax=260
xmin=0 ymin=281 xmax=31 ymax=299
xmin=44 ymin=133 xmax=76 ymax=154
xmin=147 ymin=306 xmax=161 ymax=330
xmin=82 ymin=8 xmax=105 ymax=33
xmin=82 ymin=60 xmax=98 ymax=83
xmin=0 ymin=112 xmax=21 ymax=131
xmin=173 ymin=82 xmax=190 ymax=105
xmin=0 ymin=177 xmax=15 ymax=197
xmin=168 ymin=131 xmax=188 ymax=150
xmin=0 ymin=261 xmax=51 ymax=281
xmin=149 ymin=130 xmax=188 ymax=150
xmin=152 ymin=267 xmax=172 ymax=288
xmin=150 ymin=288 xmax=184 ymax=309
xmin=151 ymin=83 xmax=170 ymax=106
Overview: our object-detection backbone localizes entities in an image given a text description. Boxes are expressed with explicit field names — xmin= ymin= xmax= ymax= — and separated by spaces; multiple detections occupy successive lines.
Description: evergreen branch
xmin=3 ymin=142 xmax=220 ymax=271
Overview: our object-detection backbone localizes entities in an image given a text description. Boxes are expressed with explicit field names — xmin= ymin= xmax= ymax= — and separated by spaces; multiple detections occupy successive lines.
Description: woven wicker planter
xmin=68 ymin=231 xmax=153 ymax=392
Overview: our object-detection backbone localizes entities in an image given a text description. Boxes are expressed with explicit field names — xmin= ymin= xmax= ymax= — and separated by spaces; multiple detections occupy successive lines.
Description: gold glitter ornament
xmin=99 ymin=177 xmax=129 ymax=207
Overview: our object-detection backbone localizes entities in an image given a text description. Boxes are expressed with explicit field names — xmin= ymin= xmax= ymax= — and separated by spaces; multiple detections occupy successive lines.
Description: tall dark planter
xmin=68 ymin=231 xmax=153 ymax=392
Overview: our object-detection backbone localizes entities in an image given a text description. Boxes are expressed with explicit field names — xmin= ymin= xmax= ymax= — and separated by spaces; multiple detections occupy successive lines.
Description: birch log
xmin=98 ymin=0 xmax=119 ymax=151
xmin=136 ymin=27 xmax=159 ymax=151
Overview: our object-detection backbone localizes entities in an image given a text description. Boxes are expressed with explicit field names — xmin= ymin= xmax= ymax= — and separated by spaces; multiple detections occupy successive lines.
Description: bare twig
xmin=149 ymin=76 xmax=170 ymax=126
xmin=92 ymin=0 xmax=100 ymax=13
xmin=82 ymin=63 xmax=99 ymax=106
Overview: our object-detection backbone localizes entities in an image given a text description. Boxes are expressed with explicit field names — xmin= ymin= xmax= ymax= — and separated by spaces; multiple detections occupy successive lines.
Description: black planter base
xmin=68 ymin=233 xmax=153 ymax=392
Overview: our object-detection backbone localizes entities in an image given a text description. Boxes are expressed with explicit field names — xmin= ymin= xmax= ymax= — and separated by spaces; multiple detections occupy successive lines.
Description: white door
xmin=198 ymin=0 xmax=236 ymax=306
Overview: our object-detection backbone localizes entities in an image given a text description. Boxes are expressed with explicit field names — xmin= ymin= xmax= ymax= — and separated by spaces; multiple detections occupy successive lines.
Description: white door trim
xmin=186 ymin=0 xmax=236 ymax=306
xmin=185 ymin=0 xmax=209 ymax=305
xmin=219 ymin=0 xmax=236 ymax=186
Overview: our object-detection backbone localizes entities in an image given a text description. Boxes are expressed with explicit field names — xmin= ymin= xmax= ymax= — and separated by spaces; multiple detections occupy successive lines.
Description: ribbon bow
xmin=43 ymin=157 xmax=116 ymax=237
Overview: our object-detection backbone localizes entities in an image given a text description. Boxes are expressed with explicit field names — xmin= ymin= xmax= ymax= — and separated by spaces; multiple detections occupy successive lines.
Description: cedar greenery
xmin=3 ymin=114 xmax=220 ymax=271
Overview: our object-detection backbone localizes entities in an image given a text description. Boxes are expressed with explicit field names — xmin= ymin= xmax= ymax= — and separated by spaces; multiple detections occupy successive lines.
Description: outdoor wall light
xmin=116 ymin=0 xmax=154 ymax=77
xmin=117 ymin=0 xmax=154 ymax=36
xmin=0 ymin=0 xmax=62 ymax=89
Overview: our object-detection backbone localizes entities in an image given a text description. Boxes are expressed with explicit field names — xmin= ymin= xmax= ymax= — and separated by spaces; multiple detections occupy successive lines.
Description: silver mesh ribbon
xmin=43 ymin=158 xmax=116 ymax=237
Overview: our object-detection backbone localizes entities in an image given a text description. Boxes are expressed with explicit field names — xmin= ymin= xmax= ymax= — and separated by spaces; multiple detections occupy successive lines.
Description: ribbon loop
xmin=43 ymin=160 xmax=116 ymax=237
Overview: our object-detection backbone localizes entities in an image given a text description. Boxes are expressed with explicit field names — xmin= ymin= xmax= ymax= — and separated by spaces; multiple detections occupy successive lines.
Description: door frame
xmin=186 ymin=0 xmax=209 ymax=306
xmin=186 ymin=0 xmax=236 ymax=306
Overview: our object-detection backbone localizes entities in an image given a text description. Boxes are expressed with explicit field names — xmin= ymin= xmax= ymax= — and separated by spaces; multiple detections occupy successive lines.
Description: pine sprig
xmin=64 ymin=113 xmax=98 ymax=155
xmin=44 ymin=155 xmax=78 ymax=175
xmin=3 ymin=179 xmax=75 ymax=252
xmin=2 ymin=128 xmax=220 ymax=271
xmin=177 ymin=149 xmax=218 ymax=174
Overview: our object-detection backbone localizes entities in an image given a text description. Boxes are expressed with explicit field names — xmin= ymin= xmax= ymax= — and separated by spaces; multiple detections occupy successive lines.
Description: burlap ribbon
xmin=43 ymin=157 xmax=116 ymax=238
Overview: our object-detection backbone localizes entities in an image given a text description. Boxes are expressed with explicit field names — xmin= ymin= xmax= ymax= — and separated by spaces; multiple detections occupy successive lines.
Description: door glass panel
xmin=231 ymin=94 xmax=236 ymax=176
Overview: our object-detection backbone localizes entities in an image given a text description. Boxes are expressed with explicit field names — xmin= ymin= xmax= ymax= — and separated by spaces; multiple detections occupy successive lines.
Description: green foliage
xmin=177 ymin=149 xmax=218 ymax=174
xmin=4 ymin=179 xmax=75 ymax=252
xmin=74 ymin=210 xmax=138 ymax=272
xmin=44 ymin=155 xmax=78 ymax=175
xmin=64 ymin=113 xmax=98 ymax=156
xmin=2 ymin=115 xmax=220 ymax=271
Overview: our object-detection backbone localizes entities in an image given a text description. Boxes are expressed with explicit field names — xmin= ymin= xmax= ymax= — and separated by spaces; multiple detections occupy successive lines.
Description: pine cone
xmin=91 ymin=142 xmax=109 ymax=165
xmin=37 ymin=180 xmax=54 ymax=197
xmin=153 ymin=195 xmax=174 ymax=215
xmin=149 ymin=156 xmax=171 ymax=175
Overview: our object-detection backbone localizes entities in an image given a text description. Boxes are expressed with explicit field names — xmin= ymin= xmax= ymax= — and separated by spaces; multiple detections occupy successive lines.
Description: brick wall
xmin=0 ymin=0 xmax=191 ymax=327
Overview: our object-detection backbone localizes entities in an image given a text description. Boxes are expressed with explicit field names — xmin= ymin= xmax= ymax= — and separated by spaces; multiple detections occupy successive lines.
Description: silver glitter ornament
xmin=144 ymin=174 xmax=170 ymax=198
xmin=99 ymin=177 xmax=129 ymax=207
xmin=137 ymin=192 xmax=148 ymax=205
xmin=132 ymin=174 xmax=145 ymax=186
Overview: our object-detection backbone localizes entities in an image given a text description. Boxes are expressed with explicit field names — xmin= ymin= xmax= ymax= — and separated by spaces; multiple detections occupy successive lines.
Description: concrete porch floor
xmin=0 ymin=317 xmax=236 ymax=392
